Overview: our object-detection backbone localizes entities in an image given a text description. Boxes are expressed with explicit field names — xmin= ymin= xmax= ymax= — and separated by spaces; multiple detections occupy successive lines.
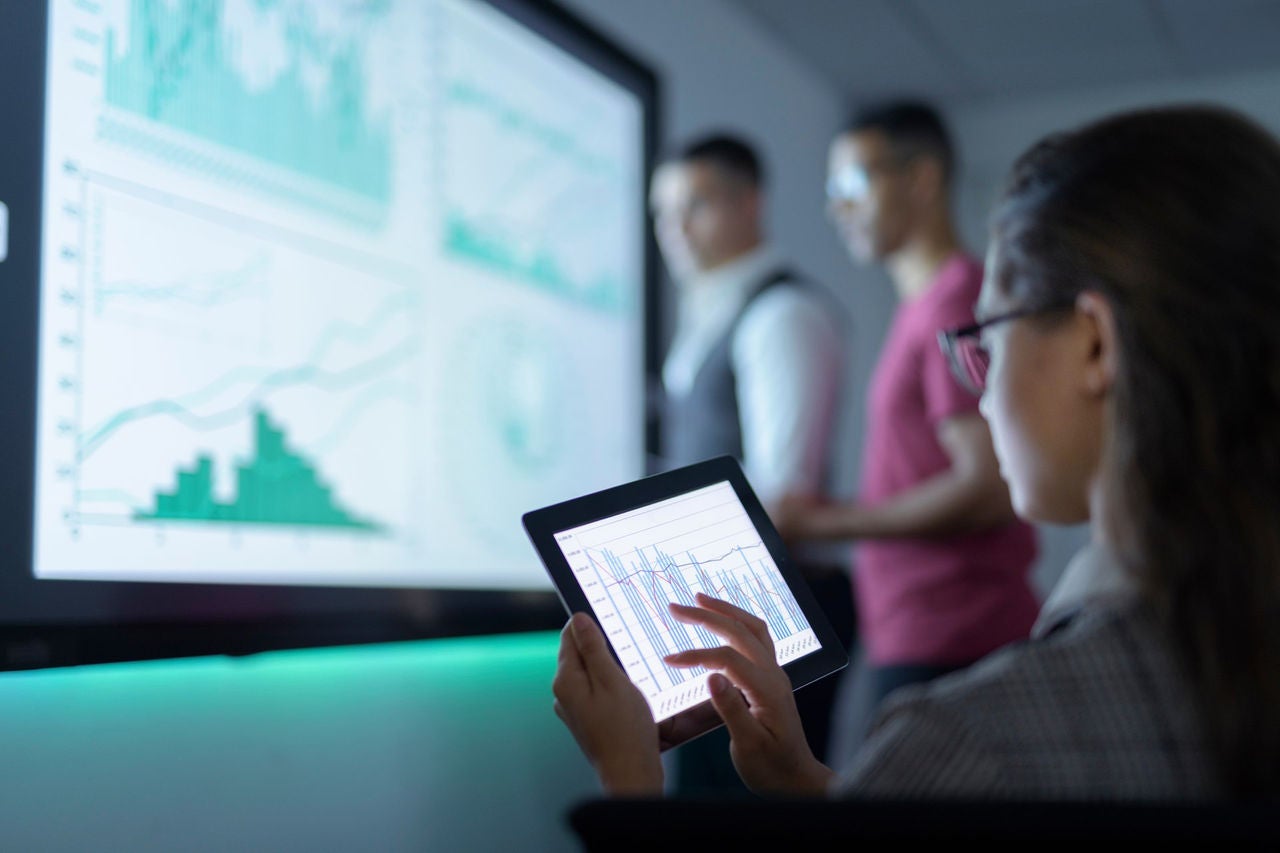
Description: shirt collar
xmin=1033 ymin=541 xmax=1138 ymax=638
xmin=679 ymin=244 xmax=783 ymax=317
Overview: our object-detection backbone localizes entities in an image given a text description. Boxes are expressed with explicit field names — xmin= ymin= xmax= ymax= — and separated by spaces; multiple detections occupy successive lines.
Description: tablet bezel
xmin=522 ymin=455 xmax=848 ymax=750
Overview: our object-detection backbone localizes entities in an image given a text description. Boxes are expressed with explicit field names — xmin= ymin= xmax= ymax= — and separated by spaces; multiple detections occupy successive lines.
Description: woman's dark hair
xmin=990 ymin=105 xmax=1280 ymax=795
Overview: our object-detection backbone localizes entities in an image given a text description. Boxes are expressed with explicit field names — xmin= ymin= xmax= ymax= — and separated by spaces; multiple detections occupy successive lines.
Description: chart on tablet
xmin=553 ymin=481 xmax=821 ymax=720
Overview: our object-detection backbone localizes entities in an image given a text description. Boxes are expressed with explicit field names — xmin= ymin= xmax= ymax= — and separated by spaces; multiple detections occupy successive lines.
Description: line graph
xmin=554 ymin=482 xmax=821 ymax=721
xmin=36 ymin=174 xmax=419 ymax=581
xmin=94 ymin=250 xmax=269 ymax=313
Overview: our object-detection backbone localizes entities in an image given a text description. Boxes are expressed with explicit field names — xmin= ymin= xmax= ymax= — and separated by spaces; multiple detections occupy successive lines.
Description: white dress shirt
xmin=662 ymin=244 xmax=846 ymax=505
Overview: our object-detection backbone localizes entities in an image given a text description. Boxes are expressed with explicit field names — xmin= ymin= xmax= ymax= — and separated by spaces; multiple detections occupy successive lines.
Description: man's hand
xmin=767 ymin=491 xmax=823 ymax=543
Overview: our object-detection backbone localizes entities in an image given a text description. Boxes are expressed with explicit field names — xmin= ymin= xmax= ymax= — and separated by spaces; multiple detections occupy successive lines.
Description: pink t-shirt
xmin=855 ymin=253 xmax=1039 ymax=666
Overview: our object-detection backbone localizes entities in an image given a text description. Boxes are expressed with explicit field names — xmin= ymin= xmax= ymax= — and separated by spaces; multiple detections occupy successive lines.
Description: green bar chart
xmin=103 ymin=0 xmax=391 ymax=205
xmin=137 ymin=409 xmax=382 ymax=531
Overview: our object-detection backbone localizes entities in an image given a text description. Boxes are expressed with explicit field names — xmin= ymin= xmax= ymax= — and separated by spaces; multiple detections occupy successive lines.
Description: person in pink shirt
xmin=772 ymin=100 xmax=1038 ymax=757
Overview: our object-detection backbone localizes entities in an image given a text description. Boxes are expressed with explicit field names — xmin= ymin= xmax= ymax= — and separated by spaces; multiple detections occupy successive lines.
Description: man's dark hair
xmin=668 ymin=133 xmax=764 ymax=188
xmin=845 ymin=99 xmax=954 ymax=184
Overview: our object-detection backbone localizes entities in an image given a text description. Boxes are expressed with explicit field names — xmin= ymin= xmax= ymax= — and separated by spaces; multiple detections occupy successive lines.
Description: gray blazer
xmin=832 ymin=546 xmax=1219 ymax=799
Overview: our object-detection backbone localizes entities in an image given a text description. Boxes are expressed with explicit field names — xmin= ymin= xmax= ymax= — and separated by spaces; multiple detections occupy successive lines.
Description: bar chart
xmin=553 ymin=481 xmax=821 ymax=721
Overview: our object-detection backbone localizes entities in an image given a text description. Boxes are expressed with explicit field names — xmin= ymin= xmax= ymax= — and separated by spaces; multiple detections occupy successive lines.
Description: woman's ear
xmin=1075 ymin=290 xmax=1118 ymax=397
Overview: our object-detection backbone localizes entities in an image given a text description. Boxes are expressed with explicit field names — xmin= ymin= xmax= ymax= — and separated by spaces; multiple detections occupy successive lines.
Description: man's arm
xmin=732 ymin=287 xmax=845 ymax=505
xmin=776 ymin=413 xmax=1015 ymax=542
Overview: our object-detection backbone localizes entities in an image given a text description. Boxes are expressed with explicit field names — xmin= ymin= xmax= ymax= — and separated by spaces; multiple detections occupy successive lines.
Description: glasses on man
xmin=825 ymin=166 xmax=871 ymax=204
xmin=826 ymin=156 xmax=914 ymax=205
xmin=937 ymin=302 xmax=1075 ymax=396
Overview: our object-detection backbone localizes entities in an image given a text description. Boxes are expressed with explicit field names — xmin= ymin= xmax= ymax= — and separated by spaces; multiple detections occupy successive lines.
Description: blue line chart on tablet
xmin=553 ymin=481 xmax=821 ymax=720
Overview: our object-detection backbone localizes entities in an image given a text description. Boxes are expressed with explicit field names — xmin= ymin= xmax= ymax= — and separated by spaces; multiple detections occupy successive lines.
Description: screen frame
xmin=0 ymin=0 xmax=662 ymax=672
xmin=522 ymin=455 xmax=849 ymax=749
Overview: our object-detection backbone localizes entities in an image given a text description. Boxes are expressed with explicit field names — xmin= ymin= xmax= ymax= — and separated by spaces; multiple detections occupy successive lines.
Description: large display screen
xmin=32 ymin=0 xmax=649 ymax=590
xmin=0 ymin=0 xmax=657 ymax=669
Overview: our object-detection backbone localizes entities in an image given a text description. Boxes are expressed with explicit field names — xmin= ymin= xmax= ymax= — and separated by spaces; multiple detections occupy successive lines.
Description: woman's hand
xmin=552 ymin=612 xmax=665 ymax=796
xmin=665 ymin=593 xmax=835 ymax=796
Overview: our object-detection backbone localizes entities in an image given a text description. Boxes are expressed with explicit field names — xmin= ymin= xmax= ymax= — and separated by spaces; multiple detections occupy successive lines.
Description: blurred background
xmin=4 ymin=1 xmax=1280 ymax=850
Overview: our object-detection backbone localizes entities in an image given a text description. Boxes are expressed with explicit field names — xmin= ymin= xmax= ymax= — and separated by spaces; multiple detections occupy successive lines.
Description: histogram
xmin=137 ymin=409 xmax=383 ymax=531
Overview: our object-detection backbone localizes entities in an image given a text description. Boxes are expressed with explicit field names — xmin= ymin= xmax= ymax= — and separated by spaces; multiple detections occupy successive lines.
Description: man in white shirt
xmin=648 ymin=132 xmax=852 ymax=795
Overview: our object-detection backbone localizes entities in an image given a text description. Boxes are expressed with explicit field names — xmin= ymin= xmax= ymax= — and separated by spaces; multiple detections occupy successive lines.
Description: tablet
xmin=522 ymin=455 xmax=848 ymax=750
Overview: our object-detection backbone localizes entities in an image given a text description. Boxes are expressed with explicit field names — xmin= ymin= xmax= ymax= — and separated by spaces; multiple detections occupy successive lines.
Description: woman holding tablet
xmin=552 ymin=104 xmax=1280 ymax=799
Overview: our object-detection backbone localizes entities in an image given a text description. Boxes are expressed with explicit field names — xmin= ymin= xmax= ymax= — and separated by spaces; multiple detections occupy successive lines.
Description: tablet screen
xmin=550 ymin=480 xmax=822 ymax=723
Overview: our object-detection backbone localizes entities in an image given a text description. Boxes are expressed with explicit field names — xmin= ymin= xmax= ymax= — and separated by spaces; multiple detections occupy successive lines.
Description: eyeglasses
xmin=824 ymin=158 xmax=904 ymax=204
xmin=937 ymin=302 xmax=1074 ymax=396
xmin=825 ymin=167 xmax=871 ymax=204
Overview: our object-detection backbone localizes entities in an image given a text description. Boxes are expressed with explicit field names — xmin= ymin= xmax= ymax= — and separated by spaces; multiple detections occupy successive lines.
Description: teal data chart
xmin=422 ymin=0 xmax=646 ymax=572
xmin=554 ymin=483 xmax=821 ymax=722
xmin=437 ymin=0 xmax=642 ymax=314
xmin=37 ymin=177 xmax=419 ymax=585
xmin=137 ymin=409 xmax=384 ymax=531
xmin=97 ymin=0 xmax=397 ymax=221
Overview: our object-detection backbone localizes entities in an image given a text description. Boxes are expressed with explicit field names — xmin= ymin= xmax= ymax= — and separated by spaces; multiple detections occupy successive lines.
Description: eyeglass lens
xmin=826 ymin=166 xmax=869 ymax=202
xmin=956 ymin=336 xmax=990 ymax=393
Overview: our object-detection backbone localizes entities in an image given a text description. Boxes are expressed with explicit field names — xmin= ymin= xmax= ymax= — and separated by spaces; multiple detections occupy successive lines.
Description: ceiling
xmin=727 ymin=0 xmax=1280 ymax=106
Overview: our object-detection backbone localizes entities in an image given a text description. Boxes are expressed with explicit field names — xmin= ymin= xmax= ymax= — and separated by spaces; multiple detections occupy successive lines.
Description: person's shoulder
xmin=928 ymin=250 xmax=983 ymax=294
xmin=883 ymin=601 xmax=1170 ymax=727
xmin=836 ymin=602 xmax=1214 ymax=800
xmin=917 ymin=252 xmax=984 ymax=325
xmin=841 ymin=600 xmax=1216 ymax=800
xmin=739 ymin=273 xmax=845 ymax=334
xmin=752 ymin=264 xmax=830 ymax=299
